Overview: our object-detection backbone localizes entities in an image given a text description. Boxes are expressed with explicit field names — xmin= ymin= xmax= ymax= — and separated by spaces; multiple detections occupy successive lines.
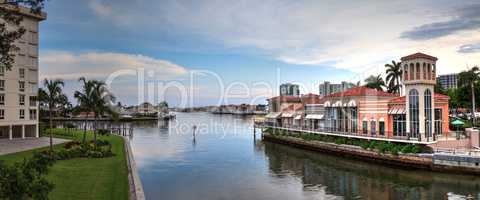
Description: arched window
xmin=416 ymin=63 xmax=420 ymax=80
xmin=404 ymin=64 xmax=408 ymax=80
xmin=423 ymin=63 xmax=427 ymax=79
xmin=427 ymin=64 xmax=431 ymax=80
xmin=409 ymin=89 xmax=419 ymax=138
xmin=410 ymin=63 xmax=415 ymax=80
xmin=424 ymin=89 xmax=432 ymax=139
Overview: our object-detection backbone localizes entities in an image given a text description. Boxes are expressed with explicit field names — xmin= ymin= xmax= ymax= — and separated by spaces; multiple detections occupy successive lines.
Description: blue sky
xmin=39 ymin=0 xmax=480 ymax=107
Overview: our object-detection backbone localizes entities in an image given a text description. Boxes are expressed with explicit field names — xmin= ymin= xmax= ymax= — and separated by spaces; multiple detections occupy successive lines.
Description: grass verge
xmin=0 ymin=129 xmax=129 ymax=200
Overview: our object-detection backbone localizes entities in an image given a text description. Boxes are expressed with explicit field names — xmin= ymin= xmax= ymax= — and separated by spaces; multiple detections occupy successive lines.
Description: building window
xmin=19 ymin=94 xmax=25 ymax=105
xmin=370 ymin=120 xmax=376 ymax=135
xmin=351 ymin=108 xmax=357 ymax=133
xmin=404 ymin=65 xmax=408 ymax=81
xmin=19 ymin=109 xmax=25 ymax=119
xmin=29 ymin=109 xmax=37 ymax=120
xmin=0 ymin=80 xmax=4 ymax=91
xmin=338 ymin=107 xmax=344 ymax=132
xmin=19 ymin=68 xmax=25 ymax=79
xmin=424 ymin=89 xmax=432 ymax=139
xmin=393 ymin=114 xmax=406 ymax=137
xmin=416 ymin=63 xmax=420 ymax=80
xmin=29 ymin=96 xmax=37 ymax=107
xmin=422 ymin=63 xmax=427 ymax=79
xmin=0 ymin=66 xmax=4 ymax=76
xmin=0 ymin=109 xmax=4 ymax=119
xmin=362 ymin=120 xmax=368 ymax=134
xmin=410 ymin=64 xmax=415 ymax=80
xmin=379 ymin=121 xmax=385 ymax=136
xmin=427 ymin=64 xmax=431 ymax=80
xmin=435 ymin=108 xmax=443 ymax=136
xmin=0 ymin=93 xmax=4 ymax=105
xmin=19 ymin=81 xmax=25 ymax=92
xmin=409 ymin=89 xmax=419 ymax=138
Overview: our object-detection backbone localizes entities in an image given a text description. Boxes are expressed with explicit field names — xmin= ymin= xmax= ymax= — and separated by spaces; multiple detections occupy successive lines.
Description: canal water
xmin=128 ymin=112 xmax=480 ymax=200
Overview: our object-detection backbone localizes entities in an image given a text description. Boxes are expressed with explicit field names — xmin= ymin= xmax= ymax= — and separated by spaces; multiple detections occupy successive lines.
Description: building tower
xmin=401 ymin=53 xmax=437 ymax=142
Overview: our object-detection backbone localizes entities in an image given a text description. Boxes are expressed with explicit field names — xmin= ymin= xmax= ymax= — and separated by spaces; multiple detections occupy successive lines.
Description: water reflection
xmin=264 ymin=142 xmax=480 ymax=199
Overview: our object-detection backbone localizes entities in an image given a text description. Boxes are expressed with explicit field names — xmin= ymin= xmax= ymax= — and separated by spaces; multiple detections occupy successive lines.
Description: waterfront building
xmin=304 ymin=103 xmax=325 ymax=130
xmin=264 ymin=52 xmax=450 ymax=144
xmin=437 ymin=73 xmax=458 ymax=90
xmin=0 ymin=5 xmax=46 ymax=140
xmin=280 ymin=83 xmax=300 ymax=96
xmin=132 ymin=102 xmax=157 ymax=116
xmin=266 ymin=96 xmax=302 ymax=127
xmin=319 ymin=81 xmax=355 ymax=97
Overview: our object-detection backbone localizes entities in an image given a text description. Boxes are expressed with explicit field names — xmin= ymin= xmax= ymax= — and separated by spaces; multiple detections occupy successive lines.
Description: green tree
xmin=364 ymin=74 xmax=386 ymax=91
xmin=74 ymin=77 xmax=96 ymax=143
xmin=385 ymin=60 xmax=402 ymax=94
xmin=38 ymin=79 xmax=64 ymax=152
xmin=435 ymin=79 xmax=447 ymax=95
xmin=91 ymin=80 xmax=116 ymax=148
xmin=458 ymin=66 xmax=480 ymax=125
xmin=0 ymin=1 xmax=45 ymax=71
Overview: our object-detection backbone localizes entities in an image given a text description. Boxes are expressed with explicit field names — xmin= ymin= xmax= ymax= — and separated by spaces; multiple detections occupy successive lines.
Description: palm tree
xmin=74 ymin=77 xmax=96 ymax=143
xmin=458 ymin=66 xmax=480 ymax=125
xmin=364 ymin=74 xmax=386 ymax=91
xmin=385 ymin=61 xmax=402 ymax=94
xmin=91 ymin=80 xmax=116 ymax=148
xmin=39 ymin=79 xmax=64 ymax=152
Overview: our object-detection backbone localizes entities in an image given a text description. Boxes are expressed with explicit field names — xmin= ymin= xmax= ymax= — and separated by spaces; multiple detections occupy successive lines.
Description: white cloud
xmin=39 ymin=50 xmax=189 ymax=80
xmin=86 ymin=0 xmax=480 ymax=75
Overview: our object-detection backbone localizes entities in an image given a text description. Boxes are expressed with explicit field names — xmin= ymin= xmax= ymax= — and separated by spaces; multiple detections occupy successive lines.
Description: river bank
xmin=262 ymin=130 xmax=480 ymax=175
xmin=0 ymin=129 xmax=131 ymax=200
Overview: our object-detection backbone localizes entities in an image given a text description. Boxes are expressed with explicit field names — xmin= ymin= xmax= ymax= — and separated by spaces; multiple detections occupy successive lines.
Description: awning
xmin=388 ymin=108 xmax=405 ymax=115
xmin=282 ymin=113 xmax=294 ymax=118
xmin=388 ymin=108 xmax=396 ymax=114
xmin=397 ymin=108 xmax=406 ymax=114
xmin=305 ymin=114 xmax=324 ymax=119
xmin=265 ymin=112 xmax=282 ymax=119
xmin=294 ymin=115 xmax=302 ymax=120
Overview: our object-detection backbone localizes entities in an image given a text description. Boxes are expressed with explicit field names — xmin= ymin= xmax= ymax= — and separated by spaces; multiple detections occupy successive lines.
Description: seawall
xmin=262 ymin=133 xmax=480 ymax=175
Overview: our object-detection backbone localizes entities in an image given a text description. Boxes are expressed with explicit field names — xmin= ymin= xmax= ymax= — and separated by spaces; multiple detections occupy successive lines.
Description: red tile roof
xmin=302 ymin=93 xmax=320 ymax=98
xmin=325 ymin=86 xmax=398 ymax=98
xmin=269 ymin=96 xmax=301 ymax=103
xmin=401 ymin=52 xmax=438 ymax=61
xmin=435 ymin=93 xmax=450 ymax=100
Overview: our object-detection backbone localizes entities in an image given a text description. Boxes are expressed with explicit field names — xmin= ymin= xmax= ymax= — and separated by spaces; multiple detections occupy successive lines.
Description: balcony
xmin=254 ymin=120 xmax=437 ymax=144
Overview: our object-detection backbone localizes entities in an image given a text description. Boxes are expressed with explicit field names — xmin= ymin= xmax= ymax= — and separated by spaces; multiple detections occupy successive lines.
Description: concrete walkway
xmin=0 ymin=137 xmax=70 ymax=156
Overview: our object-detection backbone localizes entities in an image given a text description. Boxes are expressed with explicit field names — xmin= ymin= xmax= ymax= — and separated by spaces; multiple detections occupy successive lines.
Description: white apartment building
xmin=0 ymin=5 xmax=46 ymax=139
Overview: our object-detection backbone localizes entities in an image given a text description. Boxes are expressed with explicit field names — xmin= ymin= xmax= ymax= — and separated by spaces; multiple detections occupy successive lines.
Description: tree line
xmin=38 ymin=77 xmax=116 ymax=152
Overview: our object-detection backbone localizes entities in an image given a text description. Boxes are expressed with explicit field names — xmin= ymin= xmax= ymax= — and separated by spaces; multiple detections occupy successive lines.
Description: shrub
xmin=97 ymin=129 xmax=110 ymax=136
xmin=64 ymin=141 xmax=81 ymax=149
xmin=64 ymin=122 xmax=76 ymax=129
xmin=0 ymin=152 xmax=55 ymax=199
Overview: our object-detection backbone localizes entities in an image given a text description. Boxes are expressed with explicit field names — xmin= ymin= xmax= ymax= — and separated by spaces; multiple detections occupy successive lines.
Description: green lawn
xmin=0 ymin=129 xmax=130 ymax=200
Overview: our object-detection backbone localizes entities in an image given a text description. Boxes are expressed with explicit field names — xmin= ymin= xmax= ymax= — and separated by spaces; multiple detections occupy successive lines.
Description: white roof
xmin=282 ymin=112 xmax=294 ymax=118
xmin=265 ymin=112 xmax=282 ymax=119
xmin=305 ymin=114 xmax=324 ymax=119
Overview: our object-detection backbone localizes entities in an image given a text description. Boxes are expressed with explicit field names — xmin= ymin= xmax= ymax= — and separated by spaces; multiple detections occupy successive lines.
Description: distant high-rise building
xmin=437 ymin=73 xmax=458 ymax=90
xmin=319 ymin=81 xmax=355 ymax=97
xmin=280 ymin=83 xmax=300 ymax=96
